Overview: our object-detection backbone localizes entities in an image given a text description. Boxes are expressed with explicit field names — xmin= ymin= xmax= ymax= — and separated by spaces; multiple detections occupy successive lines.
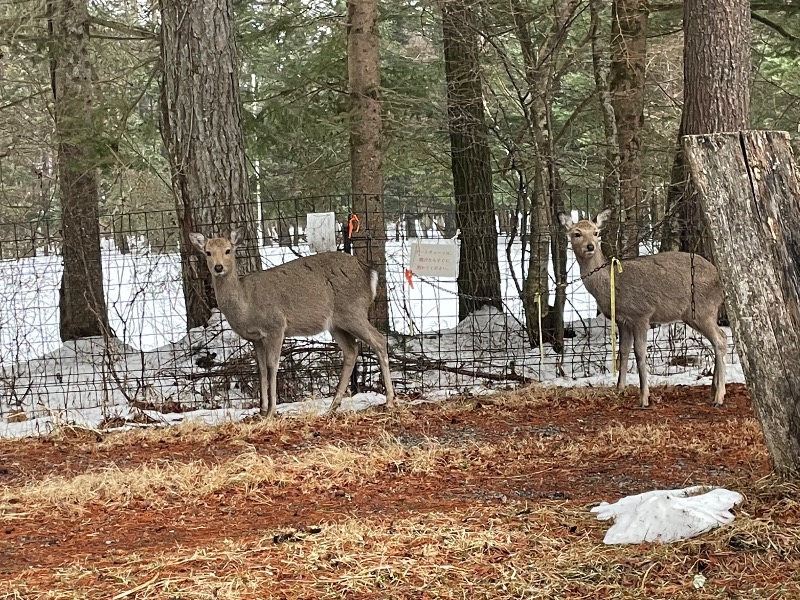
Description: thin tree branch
xmin=651 ymin=2 xmax=800 ymax=11
xmin=89 ymin=16 xmax=157 ymax=39
xmin=554 ymin=91 xmax=595 ymax=144
xmin=751 ymin=11 xmax=800 ymax=44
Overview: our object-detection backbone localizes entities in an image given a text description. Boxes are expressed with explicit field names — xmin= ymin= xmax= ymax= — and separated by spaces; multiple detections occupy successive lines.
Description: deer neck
xmin=211 ymin=266 xmax=248 ymax=324
xmin=578 ymin=249 xmax=611 ymax=294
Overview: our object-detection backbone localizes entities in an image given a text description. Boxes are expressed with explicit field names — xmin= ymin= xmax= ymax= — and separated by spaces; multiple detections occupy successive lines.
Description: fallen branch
xmin=181 ymin=343 xmax=531 ymax=386
xmin=389 ymin=352 xmax=532 ymax=384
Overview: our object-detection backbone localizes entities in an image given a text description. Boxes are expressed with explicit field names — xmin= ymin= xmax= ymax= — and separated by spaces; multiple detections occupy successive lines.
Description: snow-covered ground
xmin=0 ymin=224 xmax=745 ymax=438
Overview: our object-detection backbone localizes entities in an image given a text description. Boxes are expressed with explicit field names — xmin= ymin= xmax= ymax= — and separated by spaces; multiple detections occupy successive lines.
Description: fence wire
xmin=0 ymin=191 xmax=738 ymax=432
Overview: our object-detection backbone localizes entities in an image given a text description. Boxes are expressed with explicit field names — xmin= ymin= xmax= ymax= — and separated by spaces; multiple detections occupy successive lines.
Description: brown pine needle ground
xmin=2 ymin=383 xmax=798 ymax=599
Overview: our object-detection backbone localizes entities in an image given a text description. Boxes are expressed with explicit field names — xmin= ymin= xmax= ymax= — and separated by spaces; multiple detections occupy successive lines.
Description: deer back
xmin=237 ymin=252 xmax=376 ymax=337
xmin=584 ymin=252 xmax=723 ymax=324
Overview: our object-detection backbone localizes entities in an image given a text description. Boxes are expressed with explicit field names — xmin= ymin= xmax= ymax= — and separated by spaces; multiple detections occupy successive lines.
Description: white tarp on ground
xmin=591 ymin=486 xmax=744 ymax=544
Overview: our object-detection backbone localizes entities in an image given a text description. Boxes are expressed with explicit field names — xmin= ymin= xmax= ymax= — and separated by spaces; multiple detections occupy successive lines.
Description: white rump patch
xmin=370 ymin=269 xmax=378 ymax=300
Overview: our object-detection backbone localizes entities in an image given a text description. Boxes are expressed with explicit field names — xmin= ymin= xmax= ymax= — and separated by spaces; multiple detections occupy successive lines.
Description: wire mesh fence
xmin=0 ymin=190 xmax=740 ymax=433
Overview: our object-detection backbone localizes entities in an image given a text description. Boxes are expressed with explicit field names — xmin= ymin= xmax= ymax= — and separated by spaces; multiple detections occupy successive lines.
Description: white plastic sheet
xmin=591 ymin=486 xmax=744 ymax=544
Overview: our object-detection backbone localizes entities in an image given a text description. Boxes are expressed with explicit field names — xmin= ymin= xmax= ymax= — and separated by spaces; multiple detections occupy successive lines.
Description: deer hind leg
xmin=696 ymin=316 xmax=727 ymax=406
xmin=345 ymin=320 xmax=395 ymax=408
xmin=632 ymin=324 xmax=650 ymax=407
xmin=713 ymin=326 xmax=727 ymax=407
xmin=329 ymin=327 xmax=360 ymax=414
xmin=617 ymin=324 xmax=633 ymax=391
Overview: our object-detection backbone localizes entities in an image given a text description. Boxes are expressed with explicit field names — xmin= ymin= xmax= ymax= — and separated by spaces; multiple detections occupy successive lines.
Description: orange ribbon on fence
xmin=404 ymin=269 xmax=414 ymax=289
xmin=348 ymin=214 xmax=361 ymax=238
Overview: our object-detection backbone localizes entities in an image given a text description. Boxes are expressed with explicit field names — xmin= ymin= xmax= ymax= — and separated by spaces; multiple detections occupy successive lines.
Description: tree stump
xmin=683 ymin=130 xmax=800 ymax=477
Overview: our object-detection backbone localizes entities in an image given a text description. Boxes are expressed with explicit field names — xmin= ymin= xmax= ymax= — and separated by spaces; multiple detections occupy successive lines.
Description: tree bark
xmin=609 ymin=0 xmax=648 ymax=257
xmin=589 ymin=0 xmax=621 ymax=259
xmin=347 ymin=0 xmax=389 ymax=332
xmin=440 ymin=0 xmax=502 ymax=322
xmin=511 ymin=0 xmax=579 ymax=351
xmin=160 ymin=0 xmax=260 ymax=330
xmin=49 ymin=0 xmax=110 ymax=342
xmin=684 ymin=130 xmax=800 ymax=477
xmin=663 ymin=0 xmax=750 ymax=259
xmin=547 ymin=169 xmax=567 ymax=354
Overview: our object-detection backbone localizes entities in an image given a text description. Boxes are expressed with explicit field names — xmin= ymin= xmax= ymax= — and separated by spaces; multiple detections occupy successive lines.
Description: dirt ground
xmin=1 ymin=383 xmax=798 ymax=599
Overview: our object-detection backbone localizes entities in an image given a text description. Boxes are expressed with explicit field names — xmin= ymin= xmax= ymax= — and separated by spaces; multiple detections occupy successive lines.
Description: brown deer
xmin=558 ymin=209 xmax=727 ymax=407
xmin=189 ymin=228 xmax=395 ymax=418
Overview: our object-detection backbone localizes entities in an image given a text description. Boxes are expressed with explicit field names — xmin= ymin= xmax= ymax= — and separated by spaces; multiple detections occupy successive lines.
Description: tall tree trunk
xmin=512 ymin=0 xmax=579 ymax=350
xmin=347 ymin=0 xmax=389 ymax=332
xmin=440 ymin=0 xmax=502 ymax=322
xmin=609 ymin=0 xmax=648 ymax=257
xmin=590 ymin=0 xmax=621 ymax=260
xmin=49 ymin=0 xmax=110 ymax=342
xmin=160 ymin=0 xmax=260 ymax=330
xmin=684 ymin=130 xmax=800 ymax=476
xmin=663 ymin=0 xmax=750 ymax=259
xmin=548 ymin=168 xmax=568 ymax=355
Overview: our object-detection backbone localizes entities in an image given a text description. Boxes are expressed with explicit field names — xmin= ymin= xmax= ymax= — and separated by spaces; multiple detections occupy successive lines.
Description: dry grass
xmin=2 ymin=384 xmax=796 ymax=599
xmin=0 ymin=387 xmax=768 ymax=511
xmin=0 ymin=432 xmax=465 ymax=515
xmin=4 ymin=495 xmax=798 ymax=599
xmin=576 ymin=418 xmax=768 ymax=461
xmin=49 ymin=409 xmax=309 ymax=450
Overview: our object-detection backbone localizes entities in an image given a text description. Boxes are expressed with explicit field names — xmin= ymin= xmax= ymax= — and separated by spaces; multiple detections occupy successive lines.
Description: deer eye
xmin=573 ymin=232 xmax=581 ymax=238
xmin=205 ymin=251 xmax=211 ymax=256
xmin=225 ymin=248 xmax=231 ymax=255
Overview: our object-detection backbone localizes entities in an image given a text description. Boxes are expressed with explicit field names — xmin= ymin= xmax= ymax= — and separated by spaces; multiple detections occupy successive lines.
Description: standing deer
xmin=558 ymin=209 xmax=727 ymax=407
xmin=189 ymin=228 xmax=395 ymax=418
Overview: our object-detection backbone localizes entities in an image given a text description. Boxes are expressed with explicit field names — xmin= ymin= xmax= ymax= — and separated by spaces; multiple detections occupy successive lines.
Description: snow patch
xmin=0 ymin=236 xmax=746 ymax=438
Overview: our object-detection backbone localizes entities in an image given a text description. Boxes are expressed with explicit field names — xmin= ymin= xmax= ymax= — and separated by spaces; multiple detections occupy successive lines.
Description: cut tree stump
xmin=683 ymin=130 xmax=800 ymax=477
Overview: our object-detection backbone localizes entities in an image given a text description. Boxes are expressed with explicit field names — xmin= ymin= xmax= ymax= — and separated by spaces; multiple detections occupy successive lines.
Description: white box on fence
xmin=409 ymin=240 xmax=460 ymax=278
xmin=306 ymin=212 xmax=337 ymax=253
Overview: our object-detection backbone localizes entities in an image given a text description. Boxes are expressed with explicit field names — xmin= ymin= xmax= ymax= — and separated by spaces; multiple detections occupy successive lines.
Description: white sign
xmin=306 ymin=212 xmax=337 ymax=253
xmin=409 ymin=241 xmax=460 ymax=278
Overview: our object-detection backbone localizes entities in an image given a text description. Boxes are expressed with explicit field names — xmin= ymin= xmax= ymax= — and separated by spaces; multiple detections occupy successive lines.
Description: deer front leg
xmin=253 ymin=333 xmax=284 ymax=418
xmin=632 ymin=325 xmax=650 ymax=408
xmin=617 ymin=324 xmax=632 ymax=391
xmin=263 ymin=333 xmax=284 ymax=418
xmin=253 ymin=340 xmax=274 ymax=418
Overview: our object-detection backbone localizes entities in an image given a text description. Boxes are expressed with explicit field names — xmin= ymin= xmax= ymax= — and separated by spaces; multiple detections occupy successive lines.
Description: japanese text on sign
xmin=409 ymin=241 xmax=460 ymax=278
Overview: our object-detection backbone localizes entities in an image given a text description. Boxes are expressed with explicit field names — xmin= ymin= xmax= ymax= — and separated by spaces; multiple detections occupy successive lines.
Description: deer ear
xmin=595 ymin=209 xmax=612 ymax=228
xmin=230 ymin=227 xmax=245 ymax=246
xmin=557 ymin=212 xmax=574 ymax=229
xmin=188 ymin=232 xmax=206 ymax=252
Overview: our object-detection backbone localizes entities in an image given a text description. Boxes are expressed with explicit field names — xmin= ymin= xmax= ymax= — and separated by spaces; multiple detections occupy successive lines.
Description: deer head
xmin=189 ymin=228 xmax=245 ymax=277
xmin=558 ymin=209 xmax=610 ymax=262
